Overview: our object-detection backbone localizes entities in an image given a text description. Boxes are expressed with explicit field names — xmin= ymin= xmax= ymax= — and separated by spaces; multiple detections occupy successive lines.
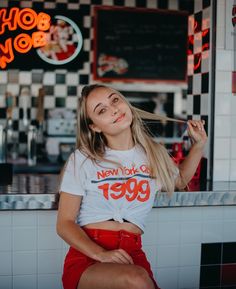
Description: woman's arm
xmin=175 ymin=120 xmax=208 ymax=190
xmin=56 ymin=192 xmax=105 ymax=260
xmin=56 ymin=192 xmax=133 ymax=264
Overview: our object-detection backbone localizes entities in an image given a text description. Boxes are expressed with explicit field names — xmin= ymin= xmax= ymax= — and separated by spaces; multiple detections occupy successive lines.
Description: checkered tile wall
xmin=0 ymin=0 xmax=212 ymax=156
xmin=187 ymin=0 xmax=211 ymax=139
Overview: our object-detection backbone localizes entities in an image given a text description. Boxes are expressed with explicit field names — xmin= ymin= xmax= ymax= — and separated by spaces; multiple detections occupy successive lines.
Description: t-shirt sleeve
xmin=59 ymin=150 xmax=87 ymax=196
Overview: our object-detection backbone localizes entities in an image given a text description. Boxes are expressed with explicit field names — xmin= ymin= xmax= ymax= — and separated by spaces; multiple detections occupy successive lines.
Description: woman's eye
xmin=98 ymin=108 xmax=106 ymax=115
xmin=113 ymin=97 xmax=119 ymax=103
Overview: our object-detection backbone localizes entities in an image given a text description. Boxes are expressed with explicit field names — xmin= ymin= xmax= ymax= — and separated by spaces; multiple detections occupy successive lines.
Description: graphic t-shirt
xmin=60 ymin=145 xmax=163 ymax=232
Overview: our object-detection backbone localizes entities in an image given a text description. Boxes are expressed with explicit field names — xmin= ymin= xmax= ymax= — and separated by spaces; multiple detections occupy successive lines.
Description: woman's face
xmin=86 ymin=87 xmax=133 ymax=137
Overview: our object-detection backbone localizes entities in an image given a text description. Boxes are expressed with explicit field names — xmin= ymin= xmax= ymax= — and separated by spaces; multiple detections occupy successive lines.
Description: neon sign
xmin=232 ymin=5 xmax=236 ymax=26
xmin=0 ymin=8 xmax=50 ymax=69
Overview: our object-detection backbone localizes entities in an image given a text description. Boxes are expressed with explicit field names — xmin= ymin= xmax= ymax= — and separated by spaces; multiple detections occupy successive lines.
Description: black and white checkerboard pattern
xmin=186 ymin=0 xmax=211 ymax=139
xmin=0 ymin=0 xmax=211 ymax=152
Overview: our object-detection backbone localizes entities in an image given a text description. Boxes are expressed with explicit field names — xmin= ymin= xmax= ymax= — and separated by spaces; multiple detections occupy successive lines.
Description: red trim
xmin=232 ymin=71 xmax=236 ymax=94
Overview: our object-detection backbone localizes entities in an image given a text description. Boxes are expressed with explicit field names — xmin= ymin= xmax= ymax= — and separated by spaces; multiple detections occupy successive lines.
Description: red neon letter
xmin=18 ymin=8 xmax=37 ymax=30
xmin=0 ymin=8 xmax=19 ymax=35
xmin=32 ymin=31 xmax=47 ymax=48
xmin=232 ymin=6 xmax=236 ymax=16
xmin=0 ymin=38 xmax=14 ymax=69
xmin=232 ymin=17 xmax=236 ymax=27
xmin=13 ymin=33 xmax=32 ymax=53
xmin=37 ymin=12 xmax=51 ymax=31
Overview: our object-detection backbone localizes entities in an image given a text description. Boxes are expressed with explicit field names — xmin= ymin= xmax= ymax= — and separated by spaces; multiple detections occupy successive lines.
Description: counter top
xmin=13 ymin=163 xmax=62 ymax=174
xmin=0 ymin=174 xmax=59 ymax=210
xmin=0 ymin=174 xmax=236 ymax=210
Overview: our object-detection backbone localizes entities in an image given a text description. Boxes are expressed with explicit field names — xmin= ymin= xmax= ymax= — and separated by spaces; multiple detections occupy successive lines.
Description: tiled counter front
xmin=0 ymin=207 xmax=236 ymax=289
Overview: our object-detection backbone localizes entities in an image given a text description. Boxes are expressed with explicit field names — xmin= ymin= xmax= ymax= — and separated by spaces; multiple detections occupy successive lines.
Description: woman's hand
xmin=95 ymin=249 xmax=134 ymax=264
xmin=187 ymin=120 xmax=208 ymax=150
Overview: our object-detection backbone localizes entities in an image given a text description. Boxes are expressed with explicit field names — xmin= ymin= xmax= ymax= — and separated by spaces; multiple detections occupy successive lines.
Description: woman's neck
xmin=105 ymin=130 xmax=134 ymax=151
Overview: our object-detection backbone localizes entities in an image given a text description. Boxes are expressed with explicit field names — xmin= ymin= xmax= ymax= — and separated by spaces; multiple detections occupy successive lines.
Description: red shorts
xmin=62 ymin=228 xmax=160 ymax=289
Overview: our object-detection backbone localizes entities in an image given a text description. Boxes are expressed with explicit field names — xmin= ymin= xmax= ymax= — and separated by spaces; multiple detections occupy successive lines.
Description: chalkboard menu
xmin=94 ymin=6 xmax=188 ymax=82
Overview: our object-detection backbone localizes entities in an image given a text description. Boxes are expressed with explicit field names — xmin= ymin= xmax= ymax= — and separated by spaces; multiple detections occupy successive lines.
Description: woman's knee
xmin=123 ymin=265 xmax=155 ymax=289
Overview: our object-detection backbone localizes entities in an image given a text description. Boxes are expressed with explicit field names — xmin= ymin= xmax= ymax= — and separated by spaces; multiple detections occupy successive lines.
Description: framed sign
xmin=225 ymin=0 xmax=236 ymax=50
xmin=93 ymin=6 xmax=188 ymax=83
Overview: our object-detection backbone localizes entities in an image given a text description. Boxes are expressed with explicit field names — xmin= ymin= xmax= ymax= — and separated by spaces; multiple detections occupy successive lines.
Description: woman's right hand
xmin=95 ymin=249 xmax=134 ymax=264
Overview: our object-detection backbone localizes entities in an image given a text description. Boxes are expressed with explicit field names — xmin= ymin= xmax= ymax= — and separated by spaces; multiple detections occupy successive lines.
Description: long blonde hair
xmin=77 ymin=84 xmax=186 ymax=196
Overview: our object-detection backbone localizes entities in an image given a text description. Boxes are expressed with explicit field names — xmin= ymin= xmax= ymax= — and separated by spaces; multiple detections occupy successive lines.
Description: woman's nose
xmin=111 ymin=107 xmax=118 ymax=115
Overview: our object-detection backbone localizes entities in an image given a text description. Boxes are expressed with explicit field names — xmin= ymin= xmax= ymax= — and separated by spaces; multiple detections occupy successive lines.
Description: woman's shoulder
xmin=66 ymin=148 xmax=90 ymax=165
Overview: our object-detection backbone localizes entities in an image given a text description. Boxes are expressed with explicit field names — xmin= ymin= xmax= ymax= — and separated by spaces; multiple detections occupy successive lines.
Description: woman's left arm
xmin=175 ymin=120 xmax=208 ymax=190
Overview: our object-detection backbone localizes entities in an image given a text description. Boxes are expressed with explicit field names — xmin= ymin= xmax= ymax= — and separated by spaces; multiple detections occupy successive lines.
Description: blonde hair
xmin=77 ymin=84 xmax=186 ymax=196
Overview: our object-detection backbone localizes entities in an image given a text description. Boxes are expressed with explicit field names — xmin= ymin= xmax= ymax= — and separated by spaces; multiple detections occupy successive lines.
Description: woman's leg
xmin=78 ymin=263 xmax=156 ymax=289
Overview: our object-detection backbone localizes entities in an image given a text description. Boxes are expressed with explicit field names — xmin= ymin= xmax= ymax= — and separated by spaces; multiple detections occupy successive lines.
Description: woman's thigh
xmin=78 ymin=263 xmax=156 ymax=289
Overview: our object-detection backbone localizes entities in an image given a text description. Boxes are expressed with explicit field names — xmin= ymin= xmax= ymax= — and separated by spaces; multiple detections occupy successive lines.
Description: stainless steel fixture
xmin=0 ymin=124 xmax=7 ymax=163
xmin=27 ymin=125 xmax=37 ymax=166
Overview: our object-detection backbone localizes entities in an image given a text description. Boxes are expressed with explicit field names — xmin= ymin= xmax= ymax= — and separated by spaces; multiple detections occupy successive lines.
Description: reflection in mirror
xmin=120 ymin=90 xmax=188 ymax=142
xmin=120 ymin=89 xmax=208 ymax=192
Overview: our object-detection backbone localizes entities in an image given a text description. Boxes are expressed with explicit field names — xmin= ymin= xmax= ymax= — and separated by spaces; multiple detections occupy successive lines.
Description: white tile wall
xmin=0 ymin=276 xmax=12 ymax=289
xmin=178 ymin=266 xmax=200 ymax=289
xmin=37 ymin=274 xmax=62 ymax=289
xmin=231 ymin=95 xmax=236 ymax=115
xmin=215 ymin=70 xmax=232 ymax=93
xmin=214 ymin=138 xmax=230 ymax=159
xmin=213 ymin=159 xmax=230 ymax=181
xmin=38 ymin=250 xmax=62 ymax=274
xmin=0 ymin=251 xmax=12 ymax=276
xmin=65 ymin=97 xmax=77 ymax=109
xmin=216 ymin=50 xmax=233 ymax=71
xmin=214 ymin=0 xmax=236 ymax=181
xmin=19 ymin=72 xmax=32 ymax=85
xmin=231 ymin=116 xmax=236 ymax=137
xmin=215 ymin=93 xmax=231 ymax=115
xmin=201 ymin=52 xmax=210 ymax=73
xmin=156 ymin=267 xmax=179 ymax=289
xmin=217 ymin=0 xmax=225 ymax=29
xmin=13 ymin=275 xmax=37 ymax=289
xmin=0 ymin=227 xmax=12 ymax=251
xmin=157 ymin=222 xmax=181 ymax=245
xmin=202 ymin=7 xmax=210 ymax=30
xmin=179 ymin=244 xmax=201 ymax=266
xmin=13 ymin=252 xmax=37 ymax=275
xmin=12 ymin=212 xmax=37 ymax=226
xmin=202 ymin=220 xmax=223 ymax=242
xmin=214 ymin=116 xmax=231 ymax=137
xmin=230 ymin=160 xmax=236 ymax=180
xmin=44 ymin=96 xmax=55 ymax=108
xmin=37 ymin=227 xmax=62 ymax=250
xmin=42 ymin=72 xmax=55 ymax=85
xmin=193 ymin=32 xmax=202 ymax=54
xmin=180 ymin=222 xmax=202 ymax=243
xmin=12 ymin=227 xmax=37 ymax=251
xmin=65 ymin=73 xmax=78 ymax=85
xmin=156 ymin=245 xmax=179 ymax=268
xmin=192 ymin=73 xmax=202 ymax=94
xmin=0 ymin=207 xmax=236 ymax=289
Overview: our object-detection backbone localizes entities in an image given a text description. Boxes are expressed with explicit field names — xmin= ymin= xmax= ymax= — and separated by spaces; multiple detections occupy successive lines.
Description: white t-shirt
xmin=59 ymin=145 xmax=164 ymax=232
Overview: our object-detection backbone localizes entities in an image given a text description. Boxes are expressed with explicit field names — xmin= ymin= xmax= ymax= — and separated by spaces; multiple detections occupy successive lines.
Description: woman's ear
xmin=89 ymin=123 xmax=102 ymax=133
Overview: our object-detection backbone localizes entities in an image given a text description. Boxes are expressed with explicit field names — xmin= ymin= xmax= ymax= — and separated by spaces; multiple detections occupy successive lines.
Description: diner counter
xmin=0 ymin=174 xmax=236 ymax=210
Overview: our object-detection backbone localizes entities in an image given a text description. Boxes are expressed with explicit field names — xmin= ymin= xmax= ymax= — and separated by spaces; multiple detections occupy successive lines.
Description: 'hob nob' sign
xmin=0 ymin=8 xmax=51 ymax=69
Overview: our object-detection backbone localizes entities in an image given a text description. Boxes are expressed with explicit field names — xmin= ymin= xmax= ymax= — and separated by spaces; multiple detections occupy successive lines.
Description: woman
xmin=57 ymin=84 xmax=207 ymax=289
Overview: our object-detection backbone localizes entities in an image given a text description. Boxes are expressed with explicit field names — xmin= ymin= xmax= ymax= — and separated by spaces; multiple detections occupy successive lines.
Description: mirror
xmin=0 ymin=0 xmax=223 ymax=199
xmin=120 ymin=90 xmax=187 ymax=141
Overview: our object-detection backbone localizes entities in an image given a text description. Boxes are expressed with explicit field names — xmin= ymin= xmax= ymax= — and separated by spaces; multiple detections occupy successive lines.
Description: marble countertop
xmin=0 ymin=174 xmax=236 ymax=210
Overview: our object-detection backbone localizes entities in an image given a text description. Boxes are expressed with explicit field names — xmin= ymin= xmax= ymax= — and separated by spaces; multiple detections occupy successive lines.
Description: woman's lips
xmin=114 ymin=113 xmax=125 ymax=123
